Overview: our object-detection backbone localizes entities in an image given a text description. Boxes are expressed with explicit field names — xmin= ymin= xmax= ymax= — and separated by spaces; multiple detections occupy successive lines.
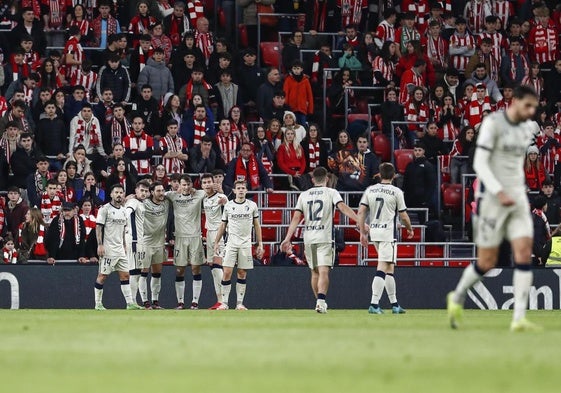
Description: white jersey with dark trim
xmin=221 ymin=199 xmax=259 ymax=248
xmin=167 ymin=190 xmax=205 ymax=237
xmin=96 ymin=202 xmax=127 ymax=257
xmin=295 ymin=186 xmax=343 ymax=245
xmin=125 ymin=198 xmax=145 ymax=249
xmin=143 ymin=198 xmax=170 ymax=248
xmin=360 ymin=183 xmax=406 ymax=242
xmin=204 ymin=192 xmax=227 ymax=231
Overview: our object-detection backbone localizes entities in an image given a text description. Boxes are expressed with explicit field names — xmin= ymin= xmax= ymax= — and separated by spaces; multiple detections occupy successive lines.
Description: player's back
xmin=296 ymin=186 xmax=343 ymax=244
xmin=475 ymin=112 xmax=537 ymax=197
xmin=360 ymin=183 xmax=406 ymax=242
xmin=167 ymin=190 xmax=205 ymax=237
xmin=96 ymin=203 xmax=127 ymax=257
xmin=125 ymin=198 xmax=145 ymax=247
xmin=143 ymin=198 xmax=169 ymax=247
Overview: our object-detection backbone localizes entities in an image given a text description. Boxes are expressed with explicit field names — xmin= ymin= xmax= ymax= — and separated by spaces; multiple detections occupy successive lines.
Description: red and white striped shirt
xmin=63 ymin=36 xmax=84 ymax=79
xmin=374 ymin=20 xmax=395 ymax=49
xmin=492 ymin=0 xmax=513 ymax=30
xmin=528 ymin=24 xmax=559 ymax=64
xmin=161 ymin=134 xmax=188 ymax=174
xmin=216 ymin=132 xmax=240 ymax=165
xmin=449 ymin=33 xmax=476 ymax=71
xmin=372 ymin=56 xmax=395 ymax=85
xmin=426 ymin=36 xmax=448 ymax=68
xmin=337 ymin=0 xmax=368 ymax=27
xmin=123 ymin=132 xmax=154 ymax=175
xmin=537 ymin=134 xmax=561 ymax=174
xmin=70 ymin=69 xmax=98 ymax=101
xmin=80 ymin=213 xmax=97 ymax=239
xmin=521 ymin=75 xmax=543 ymax=98
xmin=478 ymin=31 xmax=505 ymax=64
xmin=402 ymin=0 xmax=429 ymax=33
xmin=464 ymin=0 xmax=492 ymax=34
xmin=40 ymin=192 xmax=63 ymax=225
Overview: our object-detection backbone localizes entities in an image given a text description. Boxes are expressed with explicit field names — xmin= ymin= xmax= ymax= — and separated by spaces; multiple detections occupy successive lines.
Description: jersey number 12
xmin=307 ymin=200 xmax=324 ymax=221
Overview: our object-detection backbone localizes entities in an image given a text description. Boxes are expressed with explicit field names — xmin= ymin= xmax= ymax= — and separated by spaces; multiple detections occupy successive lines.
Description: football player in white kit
xmin=201 ymin=173 xmax=228 ymax=310
xmin=358 ymin=163 xmax=413 ymax=315
xmin=448 ymin=85 xmax=541 ymax=332
xmin=125 ymin=180 xmax=150 ymax=306
xmin=94 ymin=184 xmax=142 ymax=310
xmin=213 ymin=180 xmax=264 ymax=310
xmin=281 ymin=167 xmax=359 ymax=314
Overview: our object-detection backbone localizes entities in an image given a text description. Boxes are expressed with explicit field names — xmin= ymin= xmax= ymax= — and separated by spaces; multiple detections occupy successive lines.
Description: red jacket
xmin=276 ymin=144 xmax=307 ymax=176
xmin=396 ymin=53 xmax=435 ymax=87
xmin=283 ymin=74 xmax=314 ymax=115
xmin=525 ymin=163 xmax=547 ymax=191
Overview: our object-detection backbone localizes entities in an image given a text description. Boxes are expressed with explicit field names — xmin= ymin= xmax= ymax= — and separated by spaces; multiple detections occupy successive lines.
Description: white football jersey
xmin=221 ymin=199 xmax=259 ymax=248
xmin=96 ymin=203 xmax=127 ymax=257
xmin=204 ymin=192 xmax=227 ymax=231
xmin=360 ymin=183 xmax=406 ymax=242
xmin=167 ymin=190 xmax=205 ymax=237
xmin=295 ymin=186 xmax=343 ymax=244
xmin=143 ymin=198 xmax=169 ymax=248
xmin=125 ymin=198 xmax=145 ymax=249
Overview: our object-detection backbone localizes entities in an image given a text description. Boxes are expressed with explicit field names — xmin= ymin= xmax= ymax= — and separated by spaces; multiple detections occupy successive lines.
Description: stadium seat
xmin=347 ymin=113 xmax=369 ymax=124
xmin=374 ymin=114 xmax=383 ymax=131
xmin=449 ymin=261 xmax=471 ymax=267
xmin=397 ymin=244 xmax=416 ymax=266
xmin=343 ymin=227 xmax=360 ymax=242
xmin=218 ymin=7 xmax=226 ymax=28
xmin=238 ymin=24 xmax=249 ymax=47
xmin=443 ymin=184 xmax=463 ymax=211
xmin=262 ymin=210 xmax=283 ymax=225
xmin=400 ymin=227 xmax=423 ymax=242
xmin=420 ymin=261 xmax=445 ymax=267
xmin=394 ymin=149 xmax=414 ymax=174
xmin=326 ymin=96 xmax=345 ymax=119
xmin=338 ymin=244 xmax=359 ymax=266
xmin=266 ymin=192 xmax=288 ymax=207
xmin=260 ymin=42 xmax=283 ymax=68
xmin=261 ymin=227 xmax=278 ymax=242
xmin=424 ymin=245 xmax=444 ymax=258
xmin=355 ymin=98 xmax=369 ymax=113
xmin=373 ymin=133 xmax=391 ymax=162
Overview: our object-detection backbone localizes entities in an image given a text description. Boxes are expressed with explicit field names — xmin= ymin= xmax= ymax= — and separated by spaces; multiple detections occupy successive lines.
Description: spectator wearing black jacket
xmin=336 ymin=134 xmax=379 ymax=192
xmin=35 ymin=101 xmax=67 ymax=170
xmin=11 ymin=133 xmax=41 ymax=189
xmin=96 ymin=54 xmax=132 ymax=103
xmin=380 ymin=87 xmax=404 ymax=147
xmin=11 ymin=7 xmax=47 ymax=56
xmin=403 ymin=142 xmax=437 ymax=216
xmin=237 ymin=48 xmax=262 ymax=105
xmin=64 ymin=86 xmax=88 ymax=124
xmin=420 ymin=121 xmax=448 ymax=165
xmin=134 ymin=85 xmax=160 ymax=136
xmin=541 ymin=180 xmax=561 ymax=226
xmin=188 ymin=136 xmax=224 ymax=173
xmin=270 ymin=90 xmax=292 ymax=124
xmin=257 ymin=67 xmax=282 ymax=122
xmin=224 ymin=142 xmax=273 ymax=196
xmin=45 ymin=202 xmax=87 ymax=264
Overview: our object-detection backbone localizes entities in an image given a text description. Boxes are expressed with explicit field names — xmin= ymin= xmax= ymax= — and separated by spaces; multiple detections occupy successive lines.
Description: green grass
xmin=0 ymin=310 xmax=559 ymax=393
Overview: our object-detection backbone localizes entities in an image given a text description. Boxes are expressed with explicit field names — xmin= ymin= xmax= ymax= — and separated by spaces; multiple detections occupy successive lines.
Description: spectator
xmin=150 ymin=22 xmax=173 ymax=64
xmin=68 ymin=104 xmax=106 ymax=160
xmin=537 ymin=121 xmax=560 ymax=176
xmin=136 ymin=48 xmax=174 ymax=100
xmin=337 ymin=134 xmax=379 ymax=192
xmin=160 ymin=93 xmax=183 ymax=138
xmin=96 ymin=54 xmax=131 ymax=103
xmin=208 ymin=37 xmax=230 ymax=72
xmin=237 ymin=0 xmax=277 ymax=48
xmin=32 ymin=87 xmax=54 ymax=123
xmin=525 ymin=145 xmax=548 ymax=192
xmin=215 ymin=118 xmax=240 ymax=166
xmin=276 ymin=128 xmax=307 ymax=190
xmin=63 ymin=26 xmax=84 ymax=79
xmin=282 ymin=31 xmax=304 ymax=71
xmin=229 ymin=104 xmax=247 ymax=139
xmin=436 ymin=93 xmax=461 ymax=141
xmin=77 ymin=172 xmax=105 ymax=207
xmin=39 ymin=179 xmax=63 ymax=225
xmin=0 ymin=121 xmax=19 ymax=164
xmin=237 ymin=48 xmax=261 ymax=106
xmin=160 ymin=119 xmax=189 ymax=174
xmin=79 ymin=199 xmax=98 ymax=262
xmin=11 ymin=133 xmax=41 ymax=190
xmin=281 ymin=111 xmax=306 ymax=146
xmin=178 ymin=66 xmax=213 ymax=108
xmin=269 ymin=91 xmax=291 ymax=124
xmin=464 ymin=83 xmax=492 ymax=129
xmin=38 ymin=58 xmax=62 ymax=92
xmin=404 ymin=86 xmax=429 ymax=145
xmin=163 ymin=1 xmax=191 ymax=48
xmin=45 ymin=202 xmax=87 ymax=264
xmin=91 ymin=1 xmax=122 ymax=48
xmin=257 ymin=67 xmax=282 ymax=122
xmin=171 ymin=31 xmax=205 ymax=70
xmin=224 ymin=142 xmax=273 ymax=195
xmin=64 ymin=86 xmax=88 ymax=124
xmin=207 ymin=52 xmax=234 ymax=86
xmin=65 ymin=145 xmax=92 ymax=179
xmin=450 ymin=126 xmax=476 ymax=184
xmin=465 ymin=63 xmax=502 ymax=103
xmin=337 ymin=23 xmax=363 ymax=50
xmin=448 ymin=17 xmax=476 ymax=74
xmin=338 ymin=44 xmax=363 ymax=71
xmin=251 ymin=125 xmax=275 ymax=176
xmin=104 ymin=158 xmax=137 ymax=200
xmin=99 ymin=34 xmax=123 ymax=67
xmin=67 ymin=4 xmax=94 ymax=46
xmin=188 ymin=135 xmax=223 ymax=173
xmin=500 ymin=37 xmax=530 ymax=85
xmin=194 ymin=17 xmax=213 ymax=66
xmin=55 ymin=169 xmax=76 ymax=203
xmin=213 ymin=69 xmax=242 ymax=120
xmin=129 ymin=35 xmax=154 ymax=85
xmin=541 ymin=179 xmax=561 ymax=225
xmin=4 ymin=187 xmax=29 ymax=241
xmin=310 ymin=43 xmax=338 ymax=89
xmin=5 ymin=73 xmax=39 ymax=107
xmin=399 ymin=58 xmax=427 ymax=105
xmin=17 ymin=208 xmax=47 ymax=262
xmin=403 ymin=142 xmax=437 ymax=215
xmin=101 ymin=143 xmax=137 ymax=179
xmin=128 ymin=0 xmax=158 ymax=47
xmin=64 ymin=161 xmax=84 ymax=195
xmin=283 ymin=60 xmax=314 ymax=126
xmin=528 ymin=6 xmax=559 ymax=66
xmin=172 ymin=48 xmax=197 ymax=91
xmin=182 ymin=104 xmax=215 ymax=146
xmin=134 ymin=85 xmax=160 ymax=136
xmin=0 ymin=100 xmax=33 ymax=135
xmin=463 ymin=0 xmax=493 ymax=35
xmin=106 ymin=103 xmax=131 ymax=148
xmin=123 ymin=115 xmax=154 ymax=176
xmin=380 ymin=87 xmax=405 ymax=148
xmin=268 ymin=118 xmax=283 ymax=151
xmin=374 ymin=7 xmax=398 ymax=51
xmin=425 ymin=20 xmax=449 ymax=76
xmin=420 ymin=121 xmax=447 ymax=165
xmin=11 ymin=7 xmax=47 ymax=56
xmin=531 ymin=196 xmax=554 ymax=267
xmin=372 ymin=41 xmax=398 ymax=88
xmin=465 ymin=38 xmax=500 ymax=83
xmin=26 ymin=156 xmax=51 ymax=208
xmin=92 ymin=88 xmax=115 ymax=152
xmin=2 ymin=235 xmax=17 ymax=264
xmin=395 ymin=12 xmax=421 ymax=54
xmin=151 ymin=164 xmax=171 ymax=189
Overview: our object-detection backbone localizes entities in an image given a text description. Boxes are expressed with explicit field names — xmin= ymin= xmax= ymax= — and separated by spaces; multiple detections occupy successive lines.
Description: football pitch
xmin=0 ymin=309 xmax=559 ymax=393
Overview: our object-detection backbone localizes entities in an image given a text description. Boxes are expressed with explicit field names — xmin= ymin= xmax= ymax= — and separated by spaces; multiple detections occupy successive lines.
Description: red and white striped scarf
xmin=522 ymin=76 xmax=543 ymax=97
xmin=23 ymin=85 xmax=34 ymax=106
xmin=0 ymin=97 xmax=8 ymax=117
xmin=2 ymin=247 xmax=18 ymax=264
xmin=184 ymin=79 xmax=213 ymax=107
xmin=125 ymin=132 xmax=152 ymax=174
xmin=111 ymin=117 xmax=131 ymax=146
xmin=194 ymin=30 xmax=213 ymax=65
xmin=162 ymin=134 xmax=186 ymax=173
xmin=41 ymin=192 xmax=62 ymax=224
xmin=311 ymin=50 xmax=333 ymax=85
xmin=63 ymin=36 xmax=84 ymax=77
xmin=193 ymin=119 xmax=206 ymax=145
xmin=427 ymin=36 xmax=447 ymax=67
xmin=10 ymin=56 xmax=30 ymax=82
xmin=311 ymin=0 xmax=328 ymax=32
xmin=129 ymin=15 xmax=156 ymax=35
xmin=217 ymin=132 xmax=239 ymax=164
xmin=508 ymin=52 xmax=529 ymax=81
xmin=231 ymin=121 xmax=249 ymax=143
xmin=59 ymin=185 xmax=74 ymax=202
xmin=22 ymin=0 xmax=41 ymax=19
xmin=168 ymin=15 xmax=190 ymax=47
xmin=25 ymin=51 xmax=41 ymax=71
xmin=8 ymin=112 xmax=30 ymax=134
xmin=19 ymin=222 xmax=47 ymax=257
xmin=552 ymin=113 xmax=561 ymax=128
xmin=70 ymin=19 xmax=90 ymax=38
xmin=308 ymin=140 xmax=320 ymax=169
xmin=449 ymin=33 xmax=475 ymax=71
xmin=495 ymin=98 xmax=511 ymax=112
xmin=466 ymin=93 xmax=491 ymax=128
xmin=405 ymin=100 xmax=429 ymax=132
xmin=0 ymin=135 xmax=16 ymax=165
xmin=338 ymin=0 xmax=366 ymax=27
xmin=404 ymin=0 xmax=428 ymax=31
xmin=493 ymin=0 xmax=512 ymax=30
xmin=47 ymin=0 xmax=65 ymax=28
xmin=58 ymin=215 xmax=80 ymax=247
xmin=80 ymin=213 xmax=97 ymax=239
xmin=137 ymin=46 xmax=153 ymax=73
xmin=74 ymin=118 xmax=101 ymax=147
xmin=187 ymin=1 xmax=204 ymax=27
xmin=434 ymin=105 xmax=460 ymax=141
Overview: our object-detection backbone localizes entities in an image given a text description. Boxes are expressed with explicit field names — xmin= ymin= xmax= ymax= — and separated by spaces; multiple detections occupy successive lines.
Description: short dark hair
xmin=211 ymin=169 xmax=225 ymax=177
xmin=20 ymin=132 xmax=33 ymax=140
xmin=7 ymin=186 xmax=20 ymax=193
xmin=513 ymin=85 xmax=538 ymax=100
xmin=141 ymin=84 xmax=152 ymax=91
xmin=533 ymin=195 xmax=547 ymax=210
xmin=139 ymin=34 xmax=152 ymax=42
xmin=11 ymin=100 xmax=26 ymax=109
xmin=153 ymin=47 xmax=164 ymax=54
xmin=47 ymin=178 xmax=59 ymax=187
xmin=201 ymin=135 xmax=213 ymax=144
xmin=37 ymin=156 xmax=49 ymax=163
xmin=542 ymin=179 xmax=554 ymax=187
xmin=180 ymin=174 xmax=192 ymax=183
xmin=312 ymin=166 xmax=328 ymax=182
xmin=136 ymin=179 xmax=151 ymax=189
xmin=65 ymin=160 xmax=77 ymax=170
xmin=379 ymin=163 xmax=396 ymax=180
xmin=200 ymin=173 xmax=213 ymax=182
xmin=149 ymin=181 xmax=164 ymax=192
xmin=110 ymin=184 xmax=124 ymax=193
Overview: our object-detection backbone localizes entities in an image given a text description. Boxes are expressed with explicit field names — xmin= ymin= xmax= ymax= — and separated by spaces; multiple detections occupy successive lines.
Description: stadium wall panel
xmin=1 ymin=266 xmax=561 ymax=310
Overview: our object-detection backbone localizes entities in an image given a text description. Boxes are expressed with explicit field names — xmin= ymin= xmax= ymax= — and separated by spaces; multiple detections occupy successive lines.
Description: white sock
xmin=236 ymin=280 xmax=247 ymax=305
xmin=192 ymin=275 xmax=202 ymax=304
xmin=94 ymin=284 xmax=103 ymax=306
xmin=151 ymin=275 xmax=161 ymax=301
xmin=138 ymin=275 xmax=148 ymax=302
xmin=221 ymin=280 xmax=231 ymax=304
xmin=211 ymin=266 xmax=223 ymax=300
xmin=129 ymin=273 xmax=140 ymax=303
xmin=385 ymin=273 xmax=397 ymax=305
xmin=453 ymin=264 xmax=484 ymax=304
xmin=513 ymin=266 xmax=533 ymax=322
xmin=120 ymin=281 xmax=133 ymax=304
xmin=370 ymin=272 xmax=386 ymax=306
xmin=175 ymin=277 xmax=185 ymax=303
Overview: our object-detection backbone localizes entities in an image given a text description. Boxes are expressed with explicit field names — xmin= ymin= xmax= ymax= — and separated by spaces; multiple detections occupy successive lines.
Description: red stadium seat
xmin=424 ymin=245 xmax=444 ymax=258
xmin=443 ymin=184 xmax=463 ymax=211
xmin=326 ymin=96 xmax=345 ymax=119
xmin=394 ymin=149 xmax=414 ymax=174
xmin=238 ymin=24 xmax=249 ymax=47
xmin=343 ymin=227 xmax=361 ymax=242
xmin=261 ymin=227 xmax=278 ymax=242
xmin=373 ymin=133 xmax=391 ymax=162
xmin=439 ymin=155 xmax=451 ymax=184
xmin=397 ymin=244 xmax=416 ymax=266
xmin=338 ymin=244 xmax=359 ymax=266
xmin=262 ymin=210 xmax=283 ymax=225
xmin=420 ymin=261 xmax=445 ymax=267
xmin=449 ymin=261 xmax=471 ymax=267
xmin=332 ymin=209 xmax=341 ymax=224
xmin=218 ymin=7 xmax=226 ymax=28
xmin=260 ymin=42 xmax=283 ymax=68
xmin=347 ymin=113 xmax=369 ymax=124
xmin=266 ymin=193 xmax=288 ymax=207
xmin=400 ymin=227 xmax=422 ymax=242
xmin=355 ymin=98 xmax=369 ymax=113
xmin=374 ymin=114 xmax=383 ymax=131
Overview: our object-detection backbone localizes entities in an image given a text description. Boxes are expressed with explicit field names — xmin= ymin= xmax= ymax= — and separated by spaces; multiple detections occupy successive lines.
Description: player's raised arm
xmin=281 ymin=210 xmax=303 ymax=253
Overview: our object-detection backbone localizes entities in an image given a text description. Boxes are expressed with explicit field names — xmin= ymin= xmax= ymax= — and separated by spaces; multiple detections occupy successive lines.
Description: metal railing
xmin=322 ymin=67 xmax=341 ymax=131
xmin=257 ymin=13 xmax=306 ymax=68
xmin=389 ymin=121 xmax=428 ymax=162
xmin=436 ymin=155 xmax=469 ymax=214
xmin=278 ymin=31 xmax=343 ymax=52
xmin=461 ymin=174 xmax=477 ymax=239
xmin=299 ymin=49 xmax=342 ymax=63
xmin=343 ymin=86 xmax=385 ymax=129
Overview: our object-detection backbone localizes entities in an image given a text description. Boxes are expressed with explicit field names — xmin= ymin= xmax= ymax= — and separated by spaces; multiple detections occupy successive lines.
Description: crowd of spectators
xmin=1 ymin=0 xmax=561 ymax=262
